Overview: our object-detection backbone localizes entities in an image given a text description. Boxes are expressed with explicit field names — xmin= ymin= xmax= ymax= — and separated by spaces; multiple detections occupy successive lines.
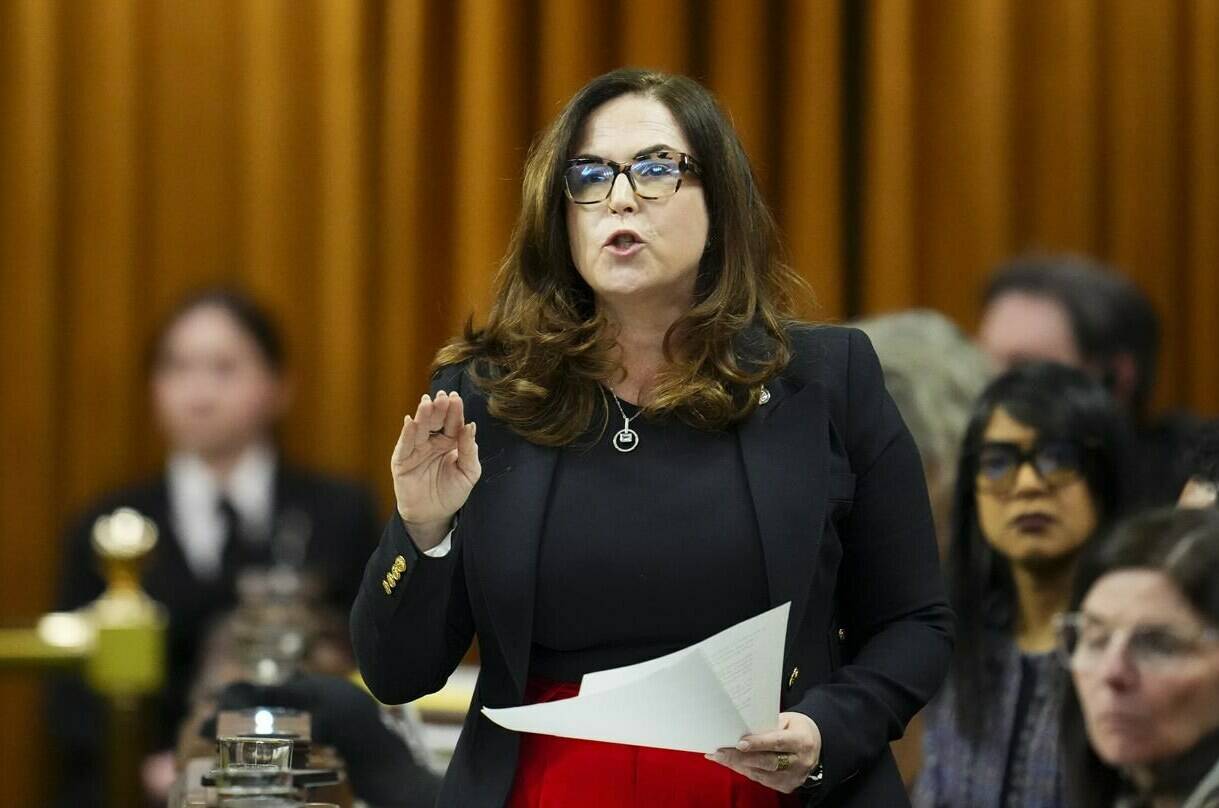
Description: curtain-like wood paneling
xmin=1 ymin=1 xmax=1216 ymax=802
xmin=0 ymin=3 xmax=60 ymax=802
xmin=779 ymin=0 xmax=842 ymax=317
xmin=1186 ymin=0 xmax=1219 ymax=410
xmin=862 ymin=0 xmax=1219 ymax=415
xmin=0 ymin=2 xmax=842 ymax=801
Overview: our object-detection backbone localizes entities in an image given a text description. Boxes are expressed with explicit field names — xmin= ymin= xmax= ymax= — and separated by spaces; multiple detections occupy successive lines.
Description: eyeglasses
xmin=1054 ymin=612 xmax=1219 ymax=674
xmin=563 ymin=151 xmax=701 ymax=204
xmin=974 ymin=439 xmax=1088 ymax=496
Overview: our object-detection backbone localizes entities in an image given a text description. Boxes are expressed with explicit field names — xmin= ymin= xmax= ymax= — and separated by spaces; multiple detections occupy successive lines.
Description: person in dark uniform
xmin=351 ymin=69 xmax=952 ymax=807
xmin=49 ymin=288 xmax=380 ymax=807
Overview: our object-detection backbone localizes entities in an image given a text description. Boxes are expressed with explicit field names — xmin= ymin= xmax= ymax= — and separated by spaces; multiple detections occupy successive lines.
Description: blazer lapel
xmin=466 ymin=362 xmax=830 ymax=692
xmin=466 ymin=429 xmax=558 ymax=697
xmin=738 ymin=374 xmax=830 ymax=658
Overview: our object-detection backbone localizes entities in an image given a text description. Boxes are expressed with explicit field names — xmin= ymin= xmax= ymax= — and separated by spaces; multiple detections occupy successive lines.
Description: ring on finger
xmin=775 ymin=752 xmax=792 ymax=771
xmin=429 ymin=428 xmax=447 ymax=437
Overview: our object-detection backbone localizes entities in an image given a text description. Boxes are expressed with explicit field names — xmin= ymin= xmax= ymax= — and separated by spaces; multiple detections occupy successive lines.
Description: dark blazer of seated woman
xmin=51 ymin=462 xmax=380 ymax=808
xmin=351 ymin=324 xmax=954 ymax=807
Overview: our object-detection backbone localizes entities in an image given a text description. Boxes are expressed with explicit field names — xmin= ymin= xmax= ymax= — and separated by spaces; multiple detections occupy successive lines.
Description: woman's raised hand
xmin=390 ymin=391 xmax=481 ymax=550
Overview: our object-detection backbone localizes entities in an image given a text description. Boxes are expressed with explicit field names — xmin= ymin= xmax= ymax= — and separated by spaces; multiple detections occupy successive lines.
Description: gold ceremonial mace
xmin=0 ymin=508 xmax=167 ymax=806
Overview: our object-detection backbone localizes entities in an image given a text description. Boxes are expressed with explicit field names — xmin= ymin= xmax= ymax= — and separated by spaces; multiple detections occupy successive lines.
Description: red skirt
xmin=506 ymin=677 xmax=802 ymax=808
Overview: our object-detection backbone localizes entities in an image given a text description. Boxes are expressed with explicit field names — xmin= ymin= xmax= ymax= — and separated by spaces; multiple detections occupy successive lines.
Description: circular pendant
xmin=612 ymin=428 xmax=640 ymax=453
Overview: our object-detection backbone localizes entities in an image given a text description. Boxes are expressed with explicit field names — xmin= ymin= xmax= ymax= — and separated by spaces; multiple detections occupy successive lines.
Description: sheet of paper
xmin=481 ymin=602 xmax=790 ymax=752
xmin=581 ymin=602 xmax=789 ymax=732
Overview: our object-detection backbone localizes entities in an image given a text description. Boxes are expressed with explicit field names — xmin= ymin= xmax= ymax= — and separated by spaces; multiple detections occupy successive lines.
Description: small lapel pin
xmin=759 ymin=386 xmax=771 ymax=405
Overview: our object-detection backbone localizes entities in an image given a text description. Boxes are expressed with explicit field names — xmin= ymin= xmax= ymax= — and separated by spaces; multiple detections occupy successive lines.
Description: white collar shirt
xmin=166 ymin=445 xmax=277 ymax=580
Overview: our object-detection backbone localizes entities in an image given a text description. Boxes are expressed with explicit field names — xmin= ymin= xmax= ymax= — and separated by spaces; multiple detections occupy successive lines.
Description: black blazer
xmin=50 ymin=464 xmax=380 ymax=808
xmin=351 ymin=326 xmax=954 ymax=807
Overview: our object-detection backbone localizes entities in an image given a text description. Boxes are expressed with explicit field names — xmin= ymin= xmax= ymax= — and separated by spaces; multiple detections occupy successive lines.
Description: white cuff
xmin=422 ymin=529 xmax=454 ymax=557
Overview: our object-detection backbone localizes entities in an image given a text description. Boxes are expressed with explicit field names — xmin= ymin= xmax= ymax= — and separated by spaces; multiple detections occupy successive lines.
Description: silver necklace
xmin=607 ymin=388 xmax=640 ymax=453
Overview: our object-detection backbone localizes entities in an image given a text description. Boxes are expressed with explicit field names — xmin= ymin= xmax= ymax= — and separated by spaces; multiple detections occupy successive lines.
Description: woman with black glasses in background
xmin=1060 ymin=507 xmax=1219 ymax=808
xmin=913 ymin=362 xmax=1130 ymax=807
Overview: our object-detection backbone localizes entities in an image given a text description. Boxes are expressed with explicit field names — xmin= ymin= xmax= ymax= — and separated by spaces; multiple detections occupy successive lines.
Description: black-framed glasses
xmin=974 ymin=439 xmax=1089 ymax=495
xmin=563 ymin=151 xmax=701 ymax=204
xmin=1054 ymin=611 xmax=1219 ymax=674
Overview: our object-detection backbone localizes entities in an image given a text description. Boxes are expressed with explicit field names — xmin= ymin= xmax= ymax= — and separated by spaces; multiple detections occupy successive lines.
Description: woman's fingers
xmin=704 ymin=713 xmax=821 ymax=793
xmin=397 ymin=391 xmax=472 ymax=465
xmin=428 ymin=391 xmax=452 ymax=433
xmin=411 ymin=395 xmax=434 ymax=448
xmin=735 ymin=729 xmax=801 ymax=754
xmin=456 ymin=421 xmax=480 ymax=479
xmin=390 ymin=391 xmax=477 ymax=526
xmin=705 ymin=746 xmax=807 ymax=793
xmin=441 ymin=392 xmax=464 ymax=438
xmin=704 ymin=751 xmax=788 ymax=792
xmin=392 ymin=415 xmax=416 ymax=467
xmin=712 ymin=749 xmax=789 ymax=772
xmin=412 ymin=393 xmax=453 ymax=448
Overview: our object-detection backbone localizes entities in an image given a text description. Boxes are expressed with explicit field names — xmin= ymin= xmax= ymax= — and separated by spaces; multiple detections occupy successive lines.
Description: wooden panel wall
xmin=0 ymin=2 xmax=840 ymax=802
xmin=862 ymin=0 xmax=1219 ymax=413
xmin=1 ymin=1 xmax=1215 ymax=803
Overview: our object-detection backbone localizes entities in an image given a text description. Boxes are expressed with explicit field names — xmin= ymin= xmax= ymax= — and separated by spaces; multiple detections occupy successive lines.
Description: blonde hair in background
xmin=854 ymin=310 xmax=993 ymax=554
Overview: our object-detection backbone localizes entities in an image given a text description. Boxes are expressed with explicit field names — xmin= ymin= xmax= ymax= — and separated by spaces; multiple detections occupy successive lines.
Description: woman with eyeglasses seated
xmin=913 ymin=362 xmax=1131 ymax=808
xmin=1060 ymin=507 xmax=1219 ymax=808
xmin=350 ymin=69 xmax=953 ymax=807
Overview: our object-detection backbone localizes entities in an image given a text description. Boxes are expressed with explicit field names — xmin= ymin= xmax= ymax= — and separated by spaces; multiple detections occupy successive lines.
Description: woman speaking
xmin=351 ymin=69 xmax=952 ymax=807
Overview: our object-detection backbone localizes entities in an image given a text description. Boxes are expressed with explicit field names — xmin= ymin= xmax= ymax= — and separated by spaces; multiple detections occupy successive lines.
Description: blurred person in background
xmin=913 ymin=362 xmax=1130 ymax=808
xmin=169 ymin=573 xmax=443 ymax=806
xmin=853 ymin=310 xmax=993 ymax=787
xmin=1178 ymin=421 xmax=1218 ymax=510
xmin=49 ymin=288 xmax=380 ymax=807
xmin=977 ymin=254 xmax=1196 ymax=506
xmin=352 ymin=68 xmax=952 ymax=807
xmin=1059 ymin=507 xmax=1219 ymax=808
xmin=854 ymin=309 xmax=993 ymax=559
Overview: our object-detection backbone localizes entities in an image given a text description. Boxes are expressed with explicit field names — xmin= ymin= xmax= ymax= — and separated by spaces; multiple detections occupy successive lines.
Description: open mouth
xmin=604 ymin=230 xmax=645 ymax=254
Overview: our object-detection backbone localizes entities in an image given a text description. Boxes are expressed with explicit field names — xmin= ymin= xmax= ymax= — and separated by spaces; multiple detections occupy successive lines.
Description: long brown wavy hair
xmin=435 ymin=68 xmax=808 ymax=446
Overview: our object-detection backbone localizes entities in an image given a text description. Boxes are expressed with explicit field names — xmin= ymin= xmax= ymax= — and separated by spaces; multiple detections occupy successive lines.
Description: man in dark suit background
xmin=977 ymin=255 xmax=1200 ymax=506
xmin=49 ymin=289 xmax=380 ymax=807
